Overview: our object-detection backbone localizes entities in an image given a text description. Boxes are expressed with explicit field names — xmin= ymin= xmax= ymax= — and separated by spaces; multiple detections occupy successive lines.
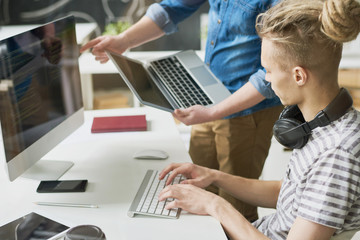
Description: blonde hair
xmin=256 ymin=0 xmax=360 ymax=70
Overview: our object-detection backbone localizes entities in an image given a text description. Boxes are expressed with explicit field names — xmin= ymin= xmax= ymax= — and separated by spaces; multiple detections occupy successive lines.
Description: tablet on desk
xmin=0 ymin=212 xmax=68 ymax=240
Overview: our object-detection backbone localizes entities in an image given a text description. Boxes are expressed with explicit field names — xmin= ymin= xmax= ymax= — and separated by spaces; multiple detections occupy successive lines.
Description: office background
xmin=0 ymin=0 xmax=209 ymax=51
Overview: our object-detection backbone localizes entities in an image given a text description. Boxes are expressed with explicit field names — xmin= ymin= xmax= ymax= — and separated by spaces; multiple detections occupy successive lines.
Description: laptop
xmin=106 ymin=50 xmax=231 ymax=112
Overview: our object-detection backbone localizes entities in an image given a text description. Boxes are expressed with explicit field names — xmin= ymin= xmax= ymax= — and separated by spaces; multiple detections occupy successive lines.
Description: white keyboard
xmin=128 ymin=170 xmax=184 ymax=219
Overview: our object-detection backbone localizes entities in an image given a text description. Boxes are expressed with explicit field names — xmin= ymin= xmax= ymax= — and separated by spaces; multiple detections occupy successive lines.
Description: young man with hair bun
xmin=159 ymin=0 xmax=360 ymax=239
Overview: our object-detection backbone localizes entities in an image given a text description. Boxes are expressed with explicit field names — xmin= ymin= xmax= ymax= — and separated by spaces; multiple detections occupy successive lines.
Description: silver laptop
xmin=106 ymin=50 xmax=231 ymax=112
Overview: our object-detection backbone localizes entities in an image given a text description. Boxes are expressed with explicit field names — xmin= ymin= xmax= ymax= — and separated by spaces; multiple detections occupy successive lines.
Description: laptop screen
xmin=107 ymin=52 xmax=174 ymax=112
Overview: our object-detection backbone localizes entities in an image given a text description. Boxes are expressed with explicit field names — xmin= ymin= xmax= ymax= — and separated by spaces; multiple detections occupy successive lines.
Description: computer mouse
xmin=133 ymin=149 xmax=169 ymax=160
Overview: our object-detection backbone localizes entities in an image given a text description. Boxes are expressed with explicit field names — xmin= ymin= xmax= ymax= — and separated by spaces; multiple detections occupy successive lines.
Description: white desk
xmin=0 ymin=107 xmax=227 ymax=240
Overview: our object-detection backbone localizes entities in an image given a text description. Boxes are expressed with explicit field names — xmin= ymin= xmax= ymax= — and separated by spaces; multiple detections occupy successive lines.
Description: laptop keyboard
xmin=150 ymin=56 xmax=213 ymax=108
xmin=128 ymin=170 xmax=184 ymax=219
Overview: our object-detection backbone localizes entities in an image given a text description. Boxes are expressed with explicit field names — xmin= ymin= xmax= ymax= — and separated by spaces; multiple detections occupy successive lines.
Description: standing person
xmin=158 ymin=0 xmax=360 ymax=239
xmin=80 ymin=0 xmax=283 ymax=221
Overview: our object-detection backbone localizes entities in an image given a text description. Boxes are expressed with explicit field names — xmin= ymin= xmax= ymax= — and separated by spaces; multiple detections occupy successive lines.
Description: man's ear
xmin=293 ymin=66 xmax=308 ymax=86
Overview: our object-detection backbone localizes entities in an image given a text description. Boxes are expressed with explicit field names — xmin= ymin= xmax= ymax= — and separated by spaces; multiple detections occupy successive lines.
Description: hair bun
xmin=321 ymin=0 xmax=360 ymax=43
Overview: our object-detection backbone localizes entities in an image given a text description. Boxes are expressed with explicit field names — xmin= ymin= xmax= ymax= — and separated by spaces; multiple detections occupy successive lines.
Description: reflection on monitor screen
xmin=0 ymin=15 xmax=84 ymax=181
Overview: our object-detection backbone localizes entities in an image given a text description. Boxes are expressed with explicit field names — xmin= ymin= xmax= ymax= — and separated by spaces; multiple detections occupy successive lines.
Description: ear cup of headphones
xmin=278 ymin=104 xmax=305 ymax=122
xmin=273 ymin=89 xmax=353 ymax=149
xmin=273 ymin=117 xmax=310 ymax=149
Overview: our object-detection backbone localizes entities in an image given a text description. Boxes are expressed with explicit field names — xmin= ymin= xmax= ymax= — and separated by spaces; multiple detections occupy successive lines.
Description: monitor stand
xmin=22 ymin=160 xmax=74 ymax=181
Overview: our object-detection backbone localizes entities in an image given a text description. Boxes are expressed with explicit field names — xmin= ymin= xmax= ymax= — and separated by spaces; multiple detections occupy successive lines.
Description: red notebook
xmin=91 ymin=115 xmax=147 ymax=133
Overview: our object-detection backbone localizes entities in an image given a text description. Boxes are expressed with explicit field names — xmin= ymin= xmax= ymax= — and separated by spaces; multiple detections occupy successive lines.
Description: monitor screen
xmin=0 ymin=16 xmax=84 ymax=181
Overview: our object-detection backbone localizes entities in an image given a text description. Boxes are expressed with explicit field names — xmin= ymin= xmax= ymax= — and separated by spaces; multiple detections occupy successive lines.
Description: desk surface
xmin=0 ymin=107 xmax=226 ymax=240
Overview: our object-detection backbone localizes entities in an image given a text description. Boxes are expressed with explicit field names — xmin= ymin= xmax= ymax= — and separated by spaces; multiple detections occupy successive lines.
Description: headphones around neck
xmin=273 ymin=88 xmax=353 ymax=149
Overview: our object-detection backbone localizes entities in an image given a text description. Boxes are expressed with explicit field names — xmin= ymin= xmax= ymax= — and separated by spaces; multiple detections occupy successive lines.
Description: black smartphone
xmin=36 ymin=179 xmax=88 ymax=193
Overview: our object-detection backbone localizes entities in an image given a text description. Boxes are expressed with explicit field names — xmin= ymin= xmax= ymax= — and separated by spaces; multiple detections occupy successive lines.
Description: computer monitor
xmin=0 ymin=16 xmax=84 ymax=181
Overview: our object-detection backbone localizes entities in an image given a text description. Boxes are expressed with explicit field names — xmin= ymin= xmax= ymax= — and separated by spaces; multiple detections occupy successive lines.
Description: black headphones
xmin=273 ymin=88 xmax=353 ymax=149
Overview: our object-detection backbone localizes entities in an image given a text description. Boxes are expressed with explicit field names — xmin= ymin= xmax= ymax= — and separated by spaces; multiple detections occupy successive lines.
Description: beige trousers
xmin=189 ymin=105 xmax=283 ymax=222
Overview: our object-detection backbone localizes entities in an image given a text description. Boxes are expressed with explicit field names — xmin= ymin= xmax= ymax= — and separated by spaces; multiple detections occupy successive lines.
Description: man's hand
xmin=159 ymin=162 xmax=215 ymax=188
xmin=80 ymin=35 xmax=129 ymax=63
xmin=159 ymin=184 xmax=221 ymax=215
xmin=172 ymin=105 xmax=215 ymax=125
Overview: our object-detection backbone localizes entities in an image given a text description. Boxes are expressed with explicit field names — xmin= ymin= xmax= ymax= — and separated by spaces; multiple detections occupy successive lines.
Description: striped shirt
xmin=253 ymin=108 xmax=360 ymax=239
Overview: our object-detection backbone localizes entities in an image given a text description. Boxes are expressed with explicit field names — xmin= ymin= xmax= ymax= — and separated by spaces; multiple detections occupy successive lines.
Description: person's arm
xmin=287 ymin=217 xmax=336 ymax=240
xmin=211 ymin=198 xmax=271 ymax=240
xmin=80 ymin=1 xmax=205 ymax=63
xmin=215 ymin=200 xmax=336 ymax=240
xmin=118 ymin=16 xmax=165 ymax=49
xmin=79 ymin=16 xmax=165 ymax=63
xmin=159 ymin=184 xmax=271 ymax=240
xmin=159 ymin=176 xmax=335 ymax=240
xmin=159 ymin=163 xmax=281 ymax=208
xmin=173 ymin=82 xmax=265 ymax=125
xmin=173 ymin=68 xmax=278 ymax=125
xmin=212 ymin=169 xmax=281 ymax=208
